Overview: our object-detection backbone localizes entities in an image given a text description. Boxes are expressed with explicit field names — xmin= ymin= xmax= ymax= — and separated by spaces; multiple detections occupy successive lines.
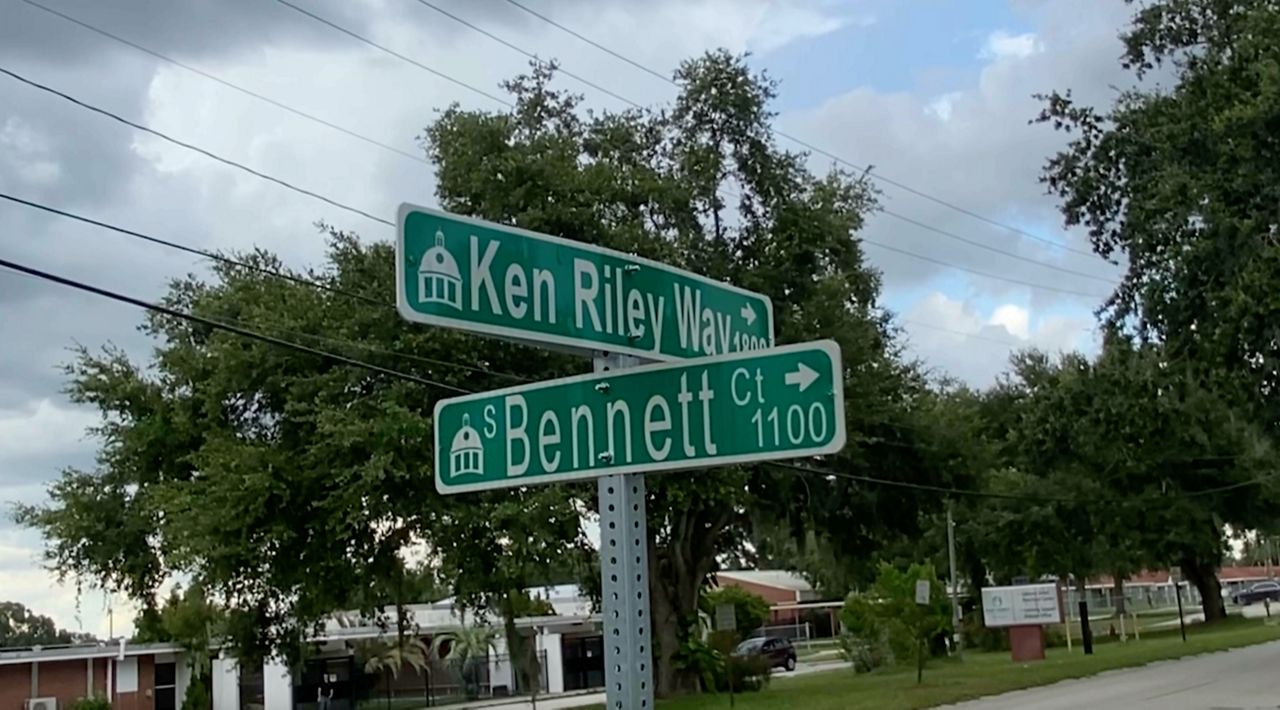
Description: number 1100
xmin=750 ymin=403 xmax=829 ymax=448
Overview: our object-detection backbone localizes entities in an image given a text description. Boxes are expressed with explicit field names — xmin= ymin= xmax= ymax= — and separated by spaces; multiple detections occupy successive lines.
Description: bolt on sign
xmin=434 ymin=341 xmax=846 ymax=494
xmin=396 ymin=204 xmax=774 ymax=361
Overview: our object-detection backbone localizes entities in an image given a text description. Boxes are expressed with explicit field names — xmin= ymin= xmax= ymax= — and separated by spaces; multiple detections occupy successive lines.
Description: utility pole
xmin=947 ymin=503 xmax=963 ymax=656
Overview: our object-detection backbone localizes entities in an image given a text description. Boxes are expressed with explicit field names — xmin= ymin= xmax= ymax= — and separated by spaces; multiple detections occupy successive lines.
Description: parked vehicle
xmin=1231 ymin=580 xmax=1280 ymax=606
xmin=733 ymin=636 xmax=797 ymax=671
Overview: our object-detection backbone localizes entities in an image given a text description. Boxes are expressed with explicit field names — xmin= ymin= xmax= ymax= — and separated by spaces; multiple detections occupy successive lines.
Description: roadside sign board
xmin=715 ymin=604 xmax=737 ymax=632
xmin=981 ymin=584 xmax=1062 ymax=627
xmin=396 ymin=203 xmax=774 ymax=361
xmin=915 ymin=579 xmax=931 ymax=605
xmin=433 ymin=340 xmax=845 ymax=494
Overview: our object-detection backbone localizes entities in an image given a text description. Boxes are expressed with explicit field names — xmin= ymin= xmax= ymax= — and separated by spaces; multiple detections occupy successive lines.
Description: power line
xmin=879 ymin=208 xmax=1117 ymax=285
xmin=0 ymin=191 xmax=531 ymax=384
xmin=2 ymin=257 xmax=1268 ymax=503
xmin=0 ymin=65 xmax=391 ymax=228
xmin=0 ymin=191 xmax=383 ymax=307
xmin=0 ymin=256 xmax=468 ymax=394
xmin=769 ymin=461 xmax=1279 ymax=504
xmin=0 ymin=183 xmax=1076 ymax=361
xmin=269 ymin=0 xmax=511 ymax=108
xmin=861 ymin=240 xmax=1108 ymax=299
xmin=497 ymin=0 xmax=1101 ymax=259
xmin=377 ymin=0 xmax=1114 ymax=295
xmin=15 ymin=0 xmax=430 ymax=168
xmin=406 ymin=0 xmax=640 ymax=109
xmin=11 ymin=4 xmax=1114 ymax=299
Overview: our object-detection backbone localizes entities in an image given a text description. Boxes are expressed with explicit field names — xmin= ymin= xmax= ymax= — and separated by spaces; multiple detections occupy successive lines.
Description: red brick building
xmin=713 ymin=570 xmax=841 ymax=638
xmin=0 ymin=642 xmax=186 ymax=710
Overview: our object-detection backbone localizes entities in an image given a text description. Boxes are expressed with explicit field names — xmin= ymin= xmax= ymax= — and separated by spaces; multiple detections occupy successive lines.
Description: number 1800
xmin=750 ymin=403 xmax=829 ymax=448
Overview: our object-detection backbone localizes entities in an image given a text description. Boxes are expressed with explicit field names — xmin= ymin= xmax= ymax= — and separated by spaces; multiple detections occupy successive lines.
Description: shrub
xmin=838 ymin=629 xmax=894 ymax=673
xmin=721 ymin=651 xmax=771 ymax=692
xmin=70 ymin=696 xmax=111 ymax=710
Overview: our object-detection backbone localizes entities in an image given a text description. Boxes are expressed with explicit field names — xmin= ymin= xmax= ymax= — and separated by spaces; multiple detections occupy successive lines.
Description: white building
xmin=212 ymin=585 xmax=603 ymax=710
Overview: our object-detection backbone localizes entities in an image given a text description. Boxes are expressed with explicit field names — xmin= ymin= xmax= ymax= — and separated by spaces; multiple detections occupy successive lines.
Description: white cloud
xmin=979 ymin=30 xmax=1044 ymax=61
xmin=989 ymin=303 xmax=1031 ymax=339
xmin=901 ymin=292 xmax=1094 ymax=385
xmin=925 ymin=91 xmax=963 ymax=121
xmin=0 ymin=399 xmax=98 ymax=462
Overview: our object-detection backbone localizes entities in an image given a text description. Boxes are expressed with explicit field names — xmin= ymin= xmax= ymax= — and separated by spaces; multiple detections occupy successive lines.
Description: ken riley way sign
xmin=395 ymin=204 xmax=774 ymax=361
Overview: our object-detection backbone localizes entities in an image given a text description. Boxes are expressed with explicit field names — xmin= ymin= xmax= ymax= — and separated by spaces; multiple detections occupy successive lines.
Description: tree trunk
xmin=648 ymin=507 xmax=728 ymax=697
xmin=1180 ymin=552 xmax=1227 ymax=622
xmin=501 ymin=593 xmax=540 ymax=695
xmin=1112 ymin=574 xmax=1126 ymax=617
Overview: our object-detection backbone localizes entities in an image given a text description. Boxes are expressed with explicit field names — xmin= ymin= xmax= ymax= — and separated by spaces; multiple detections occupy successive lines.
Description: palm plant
xmin=353 ymin=636 xmax=429 ymax=707
xmin=431 ymin=625 xmax=498 ymax=699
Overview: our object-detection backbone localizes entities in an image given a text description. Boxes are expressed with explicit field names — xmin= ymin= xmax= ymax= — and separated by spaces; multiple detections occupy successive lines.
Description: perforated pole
xmin=595 ymin=352 xmax=655 ymax=710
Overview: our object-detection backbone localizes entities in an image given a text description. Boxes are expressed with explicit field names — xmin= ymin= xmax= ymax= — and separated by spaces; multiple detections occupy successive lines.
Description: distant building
xmin=213 ymin=584 xmax=604 ymax=710
xmin=712 ymin=570 xmax=840 ymax=639
xmin=0 ymin=641 xmax=187 ymax=710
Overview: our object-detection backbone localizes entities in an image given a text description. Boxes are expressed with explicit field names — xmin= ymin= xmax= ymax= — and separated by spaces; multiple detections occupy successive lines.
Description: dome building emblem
xmin=449 ymin=414 xmax=483 ymax=477
xmin=417 ymin=227 xmax=462 ymax=310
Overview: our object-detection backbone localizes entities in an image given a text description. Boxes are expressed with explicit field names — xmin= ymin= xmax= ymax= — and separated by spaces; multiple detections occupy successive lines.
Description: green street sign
xmin=433 ymin=340 xmax=845 ymax=494
xmin=396 ymin=203 xmax=774 ymax=361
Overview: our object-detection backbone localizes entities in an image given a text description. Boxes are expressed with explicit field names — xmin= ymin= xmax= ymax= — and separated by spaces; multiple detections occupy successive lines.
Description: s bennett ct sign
xmin=396 ymin=203 xmax=774 ymax=361
xmin=434 ymin=340 xmax=846 ymax=494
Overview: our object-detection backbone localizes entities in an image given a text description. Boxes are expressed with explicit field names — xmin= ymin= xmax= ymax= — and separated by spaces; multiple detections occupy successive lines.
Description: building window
xmin=155 ymin=661 xmax=177 ymax=710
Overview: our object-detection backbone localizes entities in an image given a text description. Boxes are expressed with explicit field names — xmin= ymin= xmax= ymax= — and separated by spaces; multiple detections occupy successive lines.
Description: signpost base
xmin=596 ymin=354 xmax=654 ymax=710
xmin=1008 ymin=625 xmax=1046 ymax=662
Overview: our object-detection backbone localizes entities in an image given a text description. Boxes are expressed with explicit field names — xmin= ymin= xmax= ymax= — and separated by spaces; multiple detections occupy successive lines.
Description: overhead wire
xmin=0 ymin=66 xmax=392 ymax=228
xmin=14 ymin=0 xmax=431 ymax=168
xmin=0 ymin=256 xmax=468 ymax=394
xmin=7 ymin=5 xmax=1114 ymax=301
xmin=498 ymin=0 xmax=1102 ymax=259
xmin=0 ymin=191 xmax=532 ymax=383
xmin=268 ymin=0 xmax=511 ymax=108
xmin=3 ymin=251 xmax=1271 ymax=504
xmin=1 ymin=184 xmax=1065 ymax=363
xmin=269 ymin=2 xmax=1112 ymax=299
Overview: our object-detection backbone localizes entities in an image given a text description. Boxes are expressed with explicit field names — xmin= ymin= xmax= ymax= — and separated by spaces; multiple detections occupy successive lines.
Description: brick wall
xmin=0 ymin=658 xmax=100 ymax=710
xmin=113 ymin=655 xmax=155 ymax=710
xmin=0 ymin=665 xmax=30 ymax=710
xmin=717 ymin=577 xmax=797 ymax=605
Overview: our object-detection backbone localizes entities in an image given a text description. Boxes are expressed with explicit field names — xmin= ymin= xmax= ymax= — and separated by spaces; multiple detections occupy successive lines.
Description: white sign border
xmin=433 ymin=340 xmax=846 ymax=494
xmin=980 ymin=583 xmax=1063 ymax=628
xmin=395 ymin=202 xmax=776 ymax=363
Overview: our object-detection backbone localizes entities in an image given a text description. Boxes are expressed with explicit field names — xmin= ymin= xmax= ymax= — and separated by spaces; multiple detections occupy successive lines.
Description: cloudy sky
xmin=0 ymin=0 xmax=1138 ymax=638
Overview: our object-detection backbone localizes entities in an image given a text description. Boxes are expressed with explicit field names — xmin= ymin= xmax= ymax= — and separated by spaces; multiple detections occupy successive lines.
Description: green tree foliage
xmin=703 ymin=585 xmax=771 ymax=634
xmin=424 ymin=51 xmax=933 ymax=695
xmin=840 ymin=562 xmax=950 ymax=682
xmin=976 ymin=338 xmax=1274 ymax=620
xmin=0 ymin=601 xmax=88 ymax=647
xmin=1038 ymin=0 xmax=1280 ymax=428
xmin=13 ymin=231 xmax=583 ymax=665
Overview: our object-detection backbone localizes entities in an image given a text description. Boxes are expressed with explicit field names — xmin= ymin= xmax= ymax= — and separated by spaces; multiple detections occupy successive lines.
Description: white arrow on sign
xmin=740 ymin=303 xmax=757 ymax=326
xmin=784 ymin=363 xmax=819 ymax=392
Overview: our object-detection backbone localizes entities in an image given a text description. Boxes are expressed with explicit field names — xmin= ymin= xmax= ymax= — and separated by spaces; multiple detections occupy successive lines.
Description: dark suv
xmin=733 ymin=636 xmax=797 ymax=671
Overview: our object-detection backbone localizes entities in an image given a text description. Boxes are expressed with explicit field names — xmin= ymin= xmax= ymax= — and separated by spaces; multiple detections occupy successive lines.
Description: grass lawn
xmin=651 ymin=616 xmax=1280 ymax=710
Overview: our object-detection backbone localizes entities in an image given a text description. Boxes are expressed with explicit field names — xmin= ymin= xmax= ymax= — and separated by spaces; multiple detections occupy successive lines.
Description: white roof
xmin=716 ymin=570 xmax=814 ymax=593
xmin=323 ymin=584 xmax=596 ymax=638
xmin=0 ymin=641 xmax=183 ymax=666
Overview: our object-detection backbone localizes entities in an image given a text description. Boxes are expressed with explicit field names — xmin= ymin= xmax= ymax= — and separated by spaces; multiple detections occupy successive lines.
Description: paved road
xmin=941 ymin=640 xmax=1280 ymax=710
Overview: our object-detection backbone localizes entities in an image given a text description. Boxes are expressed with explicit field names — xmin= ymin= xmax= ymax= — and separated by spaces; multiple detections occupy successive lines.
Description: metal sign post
xmin=402 ymin=205 xmax=848 ymax=708
xmin=597 ymin=353 xmax=654 ymax=710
